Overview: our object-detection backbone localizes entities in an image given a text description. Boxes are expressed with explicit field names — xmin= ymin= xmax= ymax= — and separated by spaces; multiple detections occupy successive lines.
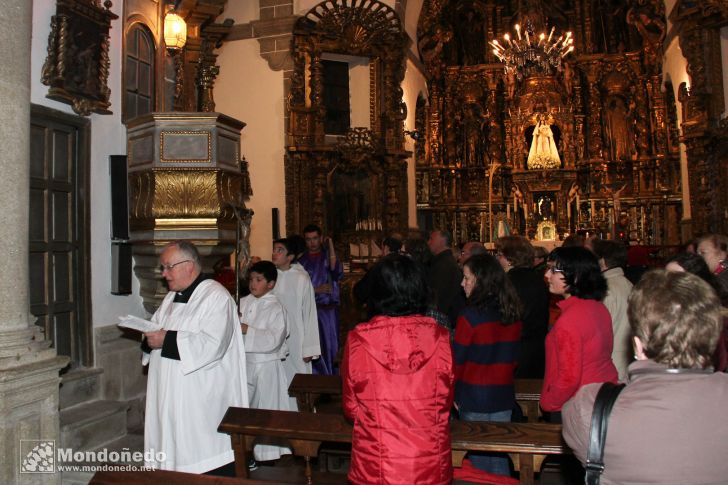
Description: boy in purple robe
xmin=298 ymin=224 xmax=343 ymax=375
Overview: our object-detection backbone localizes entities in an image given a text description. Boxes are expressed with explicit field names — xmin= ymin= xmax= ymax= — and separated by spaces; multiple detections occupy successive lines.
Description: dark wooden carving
xmin=286 ymin=0 xmax=410 ymax=256
xmin=672 ymin=0 xmax=728 ymax=236
xmin=165 ymin=0 xmax=233 ymax=113
xmin=41 ymin=0 xmax=118 ymax=116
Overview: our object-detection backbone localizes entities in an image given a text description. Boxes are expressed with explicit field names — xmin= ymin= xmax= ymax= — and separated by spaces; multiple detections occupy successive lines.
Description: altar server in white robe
xmin=271 ymin=238 xmax=320 ymax=410
xmin=240 ymin=260 xmax=292 ymax=461
xmin=142 ymin=241 xmax=248 ymax=475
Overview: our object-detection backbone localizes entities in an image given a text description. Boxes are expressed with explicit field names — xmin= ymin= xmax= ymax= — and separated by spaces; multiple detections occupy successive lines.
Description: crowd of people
xmin=138 ymin=230 xmax=728 ymax=484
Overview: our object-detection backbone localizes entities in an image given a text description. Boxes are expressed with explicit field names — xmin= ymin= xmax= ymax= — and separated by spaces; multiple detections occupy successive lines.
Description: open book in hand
xmin=118 ymin=315 xmax=162 ymax=333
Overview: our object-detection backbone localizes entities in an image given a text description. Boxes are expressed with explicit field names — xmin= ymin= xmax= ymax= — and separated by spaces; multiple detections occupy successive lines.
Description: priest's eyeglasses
xmin=160 ymin=260 xmax=192 ymax=272
xmin=545 ymin=265 xmax=565 ymax=274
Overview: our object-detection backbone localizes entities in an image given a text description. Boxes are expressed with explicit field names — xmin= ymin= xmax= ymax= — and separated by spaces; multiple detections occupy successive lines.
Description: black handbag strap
xmin=585 ymin=382 xmax=626 ymax=485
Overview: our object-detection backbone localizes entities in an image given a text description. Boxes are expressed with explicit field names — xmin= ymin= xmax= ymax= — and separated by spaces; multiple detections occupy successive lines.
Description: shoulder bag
xmin=584 ymin=382 xmax=626 ymax=485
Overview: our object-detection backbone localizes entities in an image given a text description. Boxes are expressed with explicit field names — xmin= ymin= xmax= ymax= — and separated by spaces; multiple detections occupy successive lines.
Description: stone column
xmin=0 ymin=1 xmax=69 ymax=484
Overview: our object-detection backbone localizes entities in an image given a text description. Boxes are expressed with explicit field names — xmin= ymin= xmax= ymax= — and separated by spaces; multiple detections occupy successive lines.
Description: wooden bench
xmin=218 ymin=407 xmax=567 ymax=485
xmin=288 ymin=374 xmax=544 ymax=422
xmin=90 ymin=469 xmax=283 ymax=484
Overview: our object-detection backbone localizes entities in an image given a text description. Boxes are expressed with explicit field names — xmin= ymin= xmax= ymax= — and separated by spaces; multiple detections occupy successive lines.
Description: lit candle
xmin=547 ymin=26 xmax=555 ymax=43
xmin=515 ymin=24 xmax=521 ymax=40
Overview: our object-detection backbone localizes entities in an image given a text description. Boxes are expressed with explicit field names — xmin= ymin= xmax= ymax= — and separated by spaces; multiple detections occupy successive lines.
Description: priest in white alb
xmin=142 ymin=241 xmax=248 ymax=475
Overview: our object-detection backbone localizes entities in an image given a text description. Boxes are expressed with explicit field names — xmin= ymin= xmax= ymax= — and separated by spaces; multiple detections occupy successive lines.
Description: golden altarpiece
xmin=416 ymin=0 xmax=692 ymax=245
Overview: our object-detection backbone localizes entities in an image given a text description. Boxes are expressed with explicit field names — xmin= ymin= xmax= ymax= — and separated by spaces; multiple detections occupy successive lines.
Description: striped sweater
xmin=453 ymin=305 xmax=522 ymax=413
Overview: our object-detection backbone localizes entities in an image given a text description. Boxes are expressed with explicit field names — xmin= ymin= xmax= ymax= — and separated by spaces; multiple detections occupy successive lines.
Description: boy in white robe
xmin=271 ymin=238 xmax=321 ymax=410
xmin=240 ymin=260 xmax=292 ymax=461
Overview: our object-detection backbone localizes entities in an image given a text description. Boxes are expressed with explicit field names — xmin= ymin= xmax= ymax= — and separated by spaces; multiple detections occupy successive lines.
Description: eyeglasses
xmin=159 ymin=260 xmax=191 ymax=272
xmin=546 ymin=266 xmax=565 ymax=274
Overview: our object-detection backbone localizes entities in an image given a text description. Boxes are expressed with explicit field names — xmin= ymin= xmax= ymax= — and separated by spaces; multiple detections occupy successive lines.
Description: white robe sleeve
xmin=176 ymin=289 xmax=237 ymax=375
xmin=300 ymin=276 xmax=321 ymax=359
xmin=245 ymin=299 xmax=288 ymax=354
xmin=142 ymin=294 xmax=173 ymax=367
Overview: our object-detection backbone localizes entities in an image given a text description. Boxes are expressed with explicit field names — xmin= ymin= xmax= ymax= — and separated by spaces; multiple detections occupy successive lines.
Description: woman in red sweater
xmin=541 ymin=246 xmax=618 ymax=420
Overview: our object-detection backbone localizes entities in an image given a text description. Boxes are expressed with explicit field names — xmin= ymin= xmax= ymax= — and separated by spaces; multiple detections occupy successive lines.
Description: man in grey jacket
xmin=593 ymin=239 xmax=633 ymax=380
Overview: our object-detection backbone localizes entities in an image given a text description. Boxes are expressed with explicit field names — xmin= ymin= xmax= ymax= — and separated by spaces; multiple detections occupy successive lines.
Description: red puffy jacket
xmin=342 ymin=314 xmax=454 ymax=485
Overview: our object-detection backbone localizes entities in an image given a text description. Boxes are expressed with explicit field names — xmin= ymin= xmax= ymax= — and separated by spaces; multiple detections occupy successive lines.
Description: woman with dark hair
xmin=666 ymin=252 xmax=728 ymax=371
xmin=454 ymin=253 xmax=522 ymax=475
xmin=342 ymin=255 xmax=454 ymax=485
xmin=495 ymin=236 xmax=550 ymax=378
xmin=540 ymin=246 xmax=618 ymax=417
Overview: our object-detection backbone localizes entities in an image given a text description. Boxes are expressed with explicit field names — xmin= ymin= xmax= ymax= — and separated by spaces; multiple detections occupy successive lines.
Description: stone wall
xmin=94 ymin=326 xmax=147 ymax=430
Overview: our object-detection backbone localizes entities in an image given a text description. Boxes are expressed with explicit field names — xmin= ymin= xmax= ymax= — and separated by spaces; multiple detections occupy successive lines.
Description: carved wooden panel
xmin=286 ymin=0 xmax=409 ymax=256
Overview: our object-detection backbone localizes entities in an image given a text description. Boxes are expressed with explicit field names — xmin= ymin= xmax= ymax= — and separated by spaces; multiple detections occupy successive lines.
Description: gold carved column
xmin=126 ymin=112 xmax=250 ymax=312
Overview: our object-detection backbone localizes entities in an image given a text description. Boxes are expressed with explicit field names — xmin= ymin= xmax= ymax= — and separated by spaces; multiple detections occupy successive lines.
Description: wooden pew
xmin=90 ymin=469 xmax=282 ymax=484
xmin=288 ymin=374 xmax=544 ymax=422
xmin=450 ymin=420 xmax=564 ymax=485
xmin=513 ymin=378 xmax=543 ymax=423
xmin=218 ymin=407 xmax=567 ymax=485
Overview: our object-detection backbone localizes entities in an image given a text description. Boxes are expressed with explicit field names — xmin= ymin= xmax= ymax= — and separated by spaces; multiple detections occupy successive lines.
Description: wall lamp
xmin=164 ymin=4 xmax=187 ymax=50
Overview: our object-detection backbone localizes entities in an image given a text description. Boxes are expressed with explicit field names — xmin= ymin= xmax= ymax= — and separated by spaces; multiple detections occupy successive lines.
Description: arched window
xmin=124 ymin=24 xmax=155 ymax=122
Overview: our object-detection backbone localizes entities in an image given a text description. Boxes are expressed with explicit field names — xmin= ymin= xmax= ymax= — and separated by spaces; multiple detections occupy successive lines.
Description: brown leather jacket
xmin=562 ymin=359 xmax=728 ymax=485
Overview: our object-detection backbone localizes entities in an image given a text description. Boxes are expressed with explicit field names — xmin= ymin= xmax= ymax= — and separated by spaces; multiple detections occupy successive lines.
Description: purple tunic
xmin=299 ymin=249 xmax=343 ymax=375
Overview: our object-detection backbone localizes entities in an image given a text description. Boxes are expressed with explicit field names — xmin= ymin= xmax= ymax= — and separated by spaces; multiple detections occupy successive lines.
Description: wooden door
xmin=29 ymin=105 xmax=91 ymax=368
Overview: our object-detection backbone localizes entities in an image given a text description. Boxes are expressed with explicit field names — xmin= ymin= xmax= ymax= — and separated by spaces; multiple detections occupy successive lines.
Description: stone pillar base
xmin=0 ymin=355 xmax=69 ymax=485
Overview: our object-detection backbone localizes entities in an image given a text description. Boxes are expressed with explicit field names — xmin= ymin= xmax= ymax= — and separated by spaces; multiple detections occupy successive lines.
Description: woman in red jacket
xmin=541 ymin=246 xmax=618 ymax=420
xmin=342 ymin=255 xmax=454 ymax=485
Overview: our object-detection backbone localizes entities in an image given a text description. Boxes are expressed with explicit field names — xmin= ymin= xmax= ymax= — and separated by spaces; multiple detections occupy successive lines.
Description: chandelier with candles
xmin=489 ymin=21 xmax=574 ymax=79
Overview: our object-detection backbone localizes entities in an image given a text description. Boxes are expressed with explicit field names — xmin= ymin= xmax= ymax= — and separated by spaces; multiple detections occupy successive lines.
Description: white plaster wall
xmin=662 ymin=37 xmax=691 ymax=220
xmin=214 ymin=38 xmax=286 ymax=261
xmin=349 ymin=59 xmax=371 ymax=128
xmin=663 ymin=0 xmax=677 ymax=32
xmin=403 ymin=0 xmax=424 ymax=54
xmin=222 ymin=0 xmax=258 ymax=22
xmin=402 ymin=58 xmax=428 ymax=229
xmin=30 ymin=0 xmax=146 ymax=330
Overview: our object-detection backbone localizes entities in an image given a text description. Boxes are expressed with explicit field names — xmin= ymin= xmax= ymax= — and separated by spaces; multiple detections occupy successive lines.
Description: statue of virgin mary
xmin=527 ymin=117 xmax=561 ymax=169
